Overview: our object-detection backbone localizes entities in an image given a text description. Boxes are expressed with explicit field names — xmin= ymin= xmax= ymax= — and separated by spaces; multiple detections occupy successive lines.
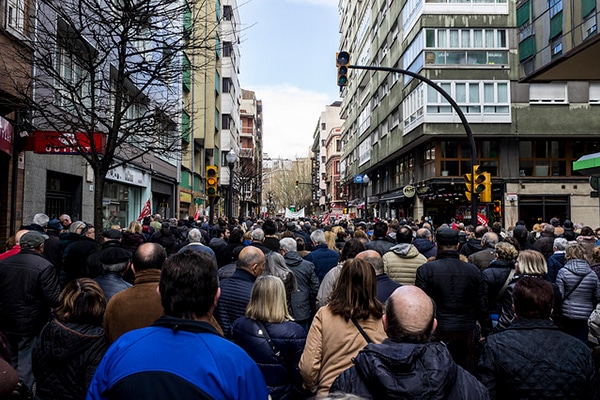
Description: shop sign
xmin=106 ymin=164 xmax=147 ymax=187
xmin=402 ymin=185 xmax=416 ymax=198
xmin=30 ymin=131 xmax=106 ymax=154
xmin=180 ymin=191 xmax=192 ymax=203
xmin=0 ymin=117 xmax=13 ymax=156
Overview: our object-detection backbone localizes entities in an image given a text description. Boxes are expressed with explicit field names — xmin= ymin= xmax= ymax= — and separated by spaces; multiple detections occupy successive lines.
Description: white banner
xmin=285 ymin=207 xmax=305 ymax=219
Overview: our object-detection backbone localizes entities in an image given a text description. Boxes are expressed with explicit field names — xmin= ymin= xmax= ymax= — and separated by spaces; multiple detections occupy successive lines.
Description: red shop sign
xmin=0 ymin=117 xmax=14 ymax=156
xmin=29 ymin=131 xmax=106 ymax=154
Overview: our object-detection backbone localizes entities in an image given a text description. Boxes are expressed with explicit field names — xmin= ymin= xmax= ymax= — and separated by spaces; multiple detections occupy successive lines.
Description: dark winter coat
xmin=0 ymin=250 xmax=61 ymax=336
xmin=32 ymin=318 xmax=108 ymax=400
xmin=86 ymin=240 xmax=129 ymax=279
xmin=478 ymin=318 xmax=595 ymax=399
xmin=304 ymin=244 xmax=340 ymax=283
xmin=208 ymin=237 xmax=229 ymax=267
xmin=120 ymin=231 xmax=145 ymax=254
xmin=63 ymin=236 xmax=98 ymax=283
xmin=150 ymin=230 xmax=179 ymax=255
xmin=416 ymin=251 xmax=491 ymax=335
xmin=556 ymin=258 xmax=600 ymax=320
xmin=412 ymin=237 xmax=437 ymax=259
xmin=468 ymin=249 xmax=496 ymax=271
xmin=459 ymin=238 xmax=482 ymax=257
xmin=94 ymin=272 xmax=132 ymax=303
xmin=547 ymin=252 xmax=567 ymax=283
xmin=532 ymin=232 xmax=555 ymax=259
xmin=230 ymin=317 xmax=306 ymax=400
xmin=214 ymin=269 xmax=256 ymax=336
xmin=331 ymin=340 xmax=489 ymax=400
xmin=365 ymin=237 xmax=396 ymax=256
xmin=481 ymin=260 xmax=515 ymax=315
xmin=284 ymin=252 xmax=319 ymax=322
xmin=376 ymin=273 xmax=401 ymax=303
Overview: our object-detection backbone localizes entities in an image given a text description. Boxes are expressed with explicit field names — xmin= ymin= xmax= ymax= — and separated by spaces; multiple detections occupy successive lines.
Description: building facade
xmin=239 ymin=89 xmax=263 ymax=218
xmin=338 ymin=0 xmax=600 ymax=229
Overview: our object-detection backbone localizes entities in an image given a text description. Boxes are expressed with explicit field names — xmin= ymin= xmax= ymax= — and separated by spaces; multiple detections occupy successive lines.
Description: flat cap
xmin=436 ymin=228 xmax=459 ymax=246
xmin=20 ymin=231 xmax=48 ymax=249
xmin=99 ymin=247 xmax=132 ymax=265
xmin=102 ymin=229 xmax=122 ymax=239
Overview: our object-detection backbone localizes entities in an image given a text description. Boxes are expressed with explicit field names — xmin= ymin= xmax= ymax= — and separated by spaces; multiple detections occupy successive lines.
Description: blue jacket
xmin=86 ymin=315 xmax=268 ymax=400
xmin=546 ymin=252 xmax=566 ymax=283
xmin=215 ymin=269 xmax=256 ymax=336
xmin=304 ymin=244 xmax=339 ymax=283
xmin=231 ymin=317 xmax=306 ymax=400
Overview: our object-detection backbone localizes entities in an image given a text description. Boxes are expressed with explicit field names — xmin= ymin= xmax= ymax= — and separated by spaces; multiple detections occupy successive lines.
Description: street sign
xmin=590 ymin=176 xmax=600 ymax=190
xmin=353 ymin=174 xmax=364 ymax=184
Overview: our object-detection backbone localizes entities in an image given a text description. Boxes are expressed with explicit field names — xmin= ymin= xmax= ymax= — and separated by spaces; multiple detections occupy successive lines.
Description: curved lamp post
xmin=226 ymin=149 xmax=238 ymax=219
xmin=363 ymin=174 xmax=370 ymax=220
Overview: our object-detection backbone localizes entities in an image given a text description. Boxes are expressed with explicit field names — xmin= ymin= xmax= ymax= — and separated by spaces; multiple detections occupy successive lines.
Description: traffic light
xmin=295 ymin=180 xmax=299 ymax=189
xmin=206 ymin=166 xmax=218 ymax=197
xmin=343 ymin=208 xmax=348 ymax=214
xmin=480 ymin=172 xmax=492 ymax=203
xmin=493 ymin=200 xmax=501 ymax=216
xmin=336 ymin=51 xmax=350 ymax=87
xmin=464 ymin=165 xmax=486 ymax=201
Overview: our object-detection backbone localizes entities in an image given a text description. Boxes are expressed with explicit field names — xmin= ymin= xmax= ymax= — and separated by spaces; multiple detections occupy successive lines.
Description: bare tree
xmin=5 ymin=0 xmax=218 ymax=238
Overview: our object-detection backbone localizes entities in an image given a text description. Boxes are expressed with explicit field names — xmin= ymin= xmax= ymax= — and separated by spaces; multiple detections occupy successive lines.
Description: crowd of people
xmin=1 ymin=211 xmax=600 ymax=399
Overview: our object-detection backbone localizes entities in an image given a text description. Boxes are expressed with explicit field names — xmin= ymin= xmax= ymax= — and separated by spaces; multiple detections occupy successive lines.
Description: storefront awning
xmin=379 ymin=190 xmax=405 ymax=202
xmin=573 ymin=152 xmax=600 ymax=175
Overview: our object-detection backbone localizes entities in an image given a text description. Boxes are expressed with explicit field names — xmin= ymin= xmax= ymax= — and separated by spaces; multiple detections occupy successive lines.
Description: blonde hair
xmin=324 ymin=231 xmax=338 ymax=251
xmin=495 ymin=242 xmax=518 ymax=262
xmin=566 ymin=243 xmax=586 ymax=261
xmin=246 ymin=275 xmax=293 ymax=323
xmin=128 ymin=221 xmax=142 ymax=234
xmin=516 ymin=250 xmax=547 ymax=275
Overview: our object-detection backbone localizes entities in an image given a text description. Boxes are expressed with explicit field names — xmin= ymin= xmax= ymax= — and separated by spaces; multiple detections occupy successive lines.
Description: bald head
xmin=384 ymin=286 xmax=436 ymax=342
xmin=356 ymin=250 xmax=384 ymax=274
xmin=15 ymin=230 xmax=29 ymax=244
xmin=237 ymin=246 xmax=266 ymax=277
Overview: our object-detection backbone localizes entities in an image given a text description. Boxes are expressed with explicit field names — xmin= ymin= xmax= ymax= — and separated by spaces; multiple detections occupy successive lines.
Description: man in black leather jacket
xmin=331 ymin=286 xmax=489 ymax=399
xmin=477 ymin=277 xmax=596 ymax=399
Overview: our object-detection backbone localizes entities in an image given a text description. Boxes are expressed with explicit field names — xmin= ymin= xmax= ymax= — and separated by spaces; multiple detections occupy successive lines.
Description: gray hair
xmin=69 ymin=221 xmax=88 ymax=235
xmin=32 ymin=213 xmax=50 ymax=227
xmin=310 ymin=229 xmax=326 ymax=245
xmin=264 ymin=252 xmax=297 ymax=291
xmin=279 ymin=237 xmax=297 ymax=252
xmin=482 ymin=232 xmax=499 ymax=247
xmin=187 ymin=228 xmax=203 ymax=243
xmin=553 ymin=237 xmax=568 ymax=251
xmin=251 ymin=228 xmax=265 ymax=241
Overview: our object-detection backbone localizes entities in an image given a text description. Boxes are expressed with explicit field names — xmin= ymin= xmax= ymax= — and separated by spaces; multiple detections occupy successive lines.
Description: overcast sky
xmin=238 ymin=0 xmax=341 ymax=160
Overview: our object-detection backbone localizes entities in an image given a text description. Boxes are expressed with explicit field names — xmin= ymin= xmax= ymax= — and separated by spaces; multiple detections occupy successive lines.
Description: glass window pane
xmin=461 ymin=30 xmax=471 ymax=47
xmin=484 ymin=83 xmax=494 ymax=102
xmin=519 ymin=141 xmax=533 ymax=157
xmin=474 ymin=30 xmax=483 ymax=47
xmin=468 ymin=51 xmax=487 ymax=64
xmin=428 ymin=86 xmax=438 ymax=102
xmin=437 ymin=30 xmax=446 ymax=47
xmin=426 ymin=30 xmax=436 ymax=47
xmin=456 ymin=83 xmax=466 ymax=102
xmin=441 ymin=141 xmax=458 ymax=158
xmin=497 ymin=83 xmax=508 ymax=102
xmin=535 ymin=141 xmax=547 ymax=158
xmin=449 ymin=29 xmax=459 ymax=47
xmin=460 ymin=141 xmax=470 ymax=158
xmin=446 ymin=51 xmax=466 ymax=64
xmin=486 ymin=30 xmax=495 ymax=47
xmin=497 ymin=30 xmax=507 ymax=47
xmin=440 ymin=83 xmax=451 ymax=103
xmin=469 ymin=83 xmax=480 ymax=102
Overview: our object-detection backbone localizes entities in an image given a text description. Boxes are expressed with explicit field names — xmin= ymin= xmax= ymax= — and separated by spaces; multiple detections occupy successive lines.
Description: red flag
xmin=477 ymin=212 xmax=488 ymax=227
xmin=322 ymin=213 xmax=330 ymax=225
xmin=137 ymin=199 xmax=152 ymax=221
xmin=193 ymin=208 xmax=201 ymax=221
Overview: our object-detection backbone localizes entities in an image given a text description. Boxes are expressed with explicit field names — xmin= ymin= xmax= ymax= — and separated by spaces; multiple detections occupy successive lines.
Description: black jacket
xmin=413 ymin=238 xmax=437 ymax=259
xmin=459 ymin=238 xmax=482 ymax=257
xmin=478 ymin=318 xmax=595 ymax=399
xmin=416 ymin=251 xmax=491 ymax=335
xmin=214 ymin=269 xmax=256 ymax=336
xmin=365 ymin=237 xmax=396 ymax=256
xmin=0 ymin=250 xmax=61 ymax=336
xmin=481 ymin=260 xmax=515 ymax=315
xmin=32 ymin=318 xmax=108 ymax=400
xmin=331 ymin=340 xmax=489 ymax=399
xmin=86 ymin=240 xmax=129 ymax=279
xmin=284 ymin=252 xmax=319 ymax=321
xmin=230 ymin=317 xmax=306 ymax=400
xmin=63 ymin=236 xmax=98 ymax=283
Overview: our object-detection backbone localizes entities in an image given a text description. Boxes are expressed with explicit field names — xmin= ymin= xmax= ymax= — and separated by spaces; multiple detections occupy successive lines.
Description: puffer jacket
xmin=304 ymin=244 xmax=339 ymax=283
xmin=413 ymin=237 xmax=437 ymax=259
xmin=382 ymin=243 xmax=428 ymax=285
xmin=481 ymin=260 xmax=515 ymax=315
xmin=284 ymin=252 xmax=319 ymax=321
xmin=331 ymin=340 xmax=489 ymax=400
xmin=478 ymin=318 xmax=595 ymax=399
xmin=32 ymin=318 xmax=108 ymax=400
xmin=230 ymin=317 xmax=307 ymax=400
xmin=215 ymin=268 xmax=256 ymax=336
xmin=459 ymin=238 xmax=482 ymax=257
xmin=557 ymin=258 xmax=600 ymax=320
xmin=547 ymin=252 xmax=566 ymax=283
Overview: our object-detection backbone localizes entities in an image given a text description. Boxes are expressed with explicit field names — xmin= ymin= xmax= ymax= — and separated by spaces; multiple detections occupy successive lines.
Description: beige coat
xmin=299 ymin=305 xmax=386 ymax=398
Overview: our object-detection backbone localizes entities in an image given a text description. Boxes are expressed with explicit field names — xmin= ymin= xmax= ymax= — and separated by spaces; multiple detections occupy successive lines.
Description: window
xmin=222 ymin=77 xmax=232 ymax=94
xmin=321 ymin=122 xmax=326 ymax=130
xmin=223 ymin=41 xmax=233 ymax=57
xmin=551 ymin=38 xmax=562 ymax=57
xmin=6 ymin=0 xmax=24 ymax=32
xmin=222 ymin=114 xmax=231 ymax=129
xmin=223 ymin=5 xmax=232 ymax=20
xmin=426 ymin=81 xmax=510 ymax=114
xmin=439 ymin=140 xmax=498 ymax=177
xmin=424 ymin=28 xmax=508 ymax=66
xmin=519 ymin=140 xmax=567 ymax=176
xmin=583 ymin=14 xmax=597 ymax=38
xmin=590 ymin=82 xmax=600 ymax=103
xmin=549 ymin=0 xmax=562 ymax=18
xmin=530 ymin=83 xmax=567 ymax=103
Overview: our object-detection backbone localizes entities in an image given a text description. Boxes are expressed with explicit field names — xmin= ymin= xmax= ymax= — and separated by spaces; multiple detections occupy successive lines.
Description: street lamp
xmin=226 ymin=149 xmax=238 ymax=219
xmin=363 ymin=174 xmax=370 ymax=220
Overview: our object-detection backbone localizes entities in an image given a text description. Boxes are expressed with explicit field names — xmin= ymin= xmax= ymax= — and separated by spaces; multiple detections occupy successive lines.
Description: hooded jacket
xmin=459 ymin=238 xmax=482 ymax=257
xmin=413 ymin=238 xmax=437 ymax=259
xmin=331 ymin=340 xmax=488 ymax=400
xmin=365 ymin=236 xmax=396 ymax=256
xmin=284 ymin=251 xmax=319 ymax=321
xmin=556 ymin=258 xmax=600 ymax=320
xmin=32 ymin=318 xmax=108 ymax=400
xmin=382 ymin=243 xmax=428 ymax=285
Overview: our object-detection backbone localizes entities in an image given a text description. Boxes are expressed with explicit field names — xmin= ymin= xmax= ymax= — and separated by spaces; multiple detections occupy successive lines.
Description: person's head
xmin=542 ymin=223 xmax=555 ymax=236
xmin=502 ymin=236 xmax=521 ymax=252
xmin=552 ymin=237 xmax=568 ymax=252
xmin=159 ymin=250 xmax=219 ymax=320
xmin=295 ymin=236 xmax=306 ymax=251
xmin=69 ymin=220 xmax=89 ymax=236
xmin=187 ymin=228 xmax=203 ymax=244
xmin=396 ymin=226 xmax=413 ymax=244
xmin=512 ymin=225 xmax=529 ymax=242
xmin=99 ymin=247 xmax=132 ymax=273
xmin=372 ymin=221 xmax=388 ymax=238
xmin=384 ymin=286 xmax=436 ymax=343
xmin=474 ymin=225 xmax=488 ymax=238
xmin=262 ymin=219 xmax=277 ymax=236
xmin=160 ymin=221 xmax=171 ymax=235
xmin=59 ymin=214 xmax=72 ymax=228
xmin=494 ymin=242 xmax=518 ymax=263
xmin=328 ymin=258 xmax=383 ymax=321
xmin=482 ymin=232 xmax=499 ymax=249
xmin=352 ymin=229 xmax=369 ymax=244
xmin=246 ymin=275 xmax=292 ymax=323
xmin=229 ymin=227 xmax=244 ymax=244
xmin=216 ymin=226 xmax=230 ymax=239
xmin=324 ymin=230 xmax=338 ymax=250
xmin=101 ymin=228 xmax=122 ymax=242
xmin=516 ymin=250 xmax=547 ymax=275
xmin=251 ymin=228 xmax=265 ymax=242
xmin=436 ymin=228 xmax=459 ymax=250
xmin=264 ymin=251 xmax=296 ymax=287
xmin=356 ymin=249 xmax=384 ymax=275
xmin=19 ymin=231 xmax=47 ymax=253
xmin=339 ymin=238 xmax=366 ymax=262
xmin=55 ymin=278 xmax=106 ymax=325
xmin=127 ymin=221 xmax=142 ymax=234
xmin=237 ymin=246 xmax=266 ymax=277
xmin=310 ymin=229 xmax=326 ymax=245
xmin=279 ymin=237 xmax=297 ymax=253
xmin=513 ymin=276 xmax=554 ymax=320
xmin=32 ymin=213 xmax=49 ymax=228
xmin=580 ymin=226 xmax=595 ymax=237
xmin=565 ymin=243 xmax=587 ymax=261
xmin=416 ymin=228 xmax=432 ymax=241
xmin=592 ymin=246 xmax=600 ymax=264
xmin=132 ymin=243 xmax=167 ymax=272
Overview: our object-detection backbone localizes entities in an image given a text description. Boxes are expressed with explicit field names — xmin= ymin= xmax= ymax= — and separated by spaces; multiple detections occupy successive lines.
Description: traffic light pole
xmin=348 ymin=64 xmax=479 ymax=225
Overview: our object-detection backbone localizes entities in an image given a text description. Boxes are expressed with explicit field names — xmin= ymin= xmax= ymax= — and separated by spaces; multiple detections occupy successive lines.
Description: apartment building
xmin=338 ymin=0 xmax=600 ymax=228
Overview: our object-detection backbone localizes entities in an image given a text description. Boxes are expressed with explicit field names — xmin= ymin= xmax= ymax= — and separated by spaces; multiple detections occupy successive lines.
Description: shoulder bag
xmin=351 ymin=316 xmax=372 ymax=344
